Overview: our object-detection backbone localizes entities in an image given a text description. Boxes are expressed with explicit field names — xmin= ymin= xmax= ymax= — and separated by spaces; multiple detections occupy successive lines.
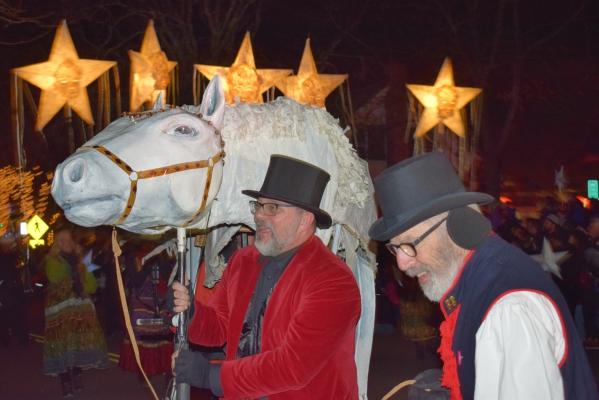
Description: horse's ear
xmin=152 ymin=91 xmax=165 ymax=110
xmin=200 ymin=74 xmax=225 ymax=130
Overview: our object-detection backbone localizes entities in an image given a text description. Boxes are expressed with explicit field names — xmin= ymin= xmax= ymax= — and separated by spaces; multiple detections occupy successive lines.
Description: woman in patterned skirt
xmin=118 ymin=241 xmax=174 ymax=381
xmin=43 ymin=230 xmax=110 ymax=397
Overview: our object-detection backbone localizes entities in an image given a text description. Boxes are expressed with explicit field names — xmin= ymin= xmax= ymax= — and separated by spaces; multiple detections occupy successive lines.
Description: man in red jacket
xmin=171 ymin=155 xmax=362 ymax=399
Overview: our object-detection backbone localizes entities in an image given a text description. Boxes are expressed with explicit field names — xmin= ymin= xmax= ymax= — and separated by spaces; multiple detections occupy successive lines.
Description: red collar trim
xmin=438 ymin=304 xmax=463 ymax=400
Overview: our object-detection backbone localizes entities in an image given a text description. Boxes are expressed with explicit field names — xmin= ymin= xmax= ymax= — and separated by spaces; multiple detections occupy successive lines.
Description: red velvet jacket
xmin=188 ymin=235 xmax=362 ymax=400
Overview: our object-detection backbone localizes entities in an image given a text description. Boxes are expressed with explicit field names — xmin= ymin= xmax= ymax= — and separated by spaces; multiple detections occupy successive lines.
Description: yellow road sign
xmin=29 ymin=239 xmax=45 ymax=249
xmin=26 ymin=215 xmax=49 ymax=240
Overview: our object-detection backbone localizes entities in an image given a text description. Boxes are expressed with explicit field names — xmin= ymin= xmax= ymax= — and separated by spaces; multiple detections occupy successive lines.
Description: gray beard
xmin=407 ymin=235 xmax=462 ymax=302
xmin=254 ymin=219 xmax=298 ymax=257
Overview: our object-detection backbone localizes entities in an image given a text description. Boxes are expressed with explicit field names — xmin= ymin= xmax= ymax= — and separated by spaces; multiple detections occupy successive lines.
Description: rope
xmin=381 ymin=379 xmax=416 ymax=400
xmin=112 ymin=230 xmax=159 ymax=400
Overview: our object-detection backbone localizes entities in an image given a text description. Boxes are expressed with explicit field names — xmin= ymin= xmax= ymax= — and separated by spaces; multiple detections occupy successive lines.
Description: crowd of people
xmin=486 ymin=194 xmax=599 ymax=348
xmin=1 ymin=222 xmax=181 ymax=397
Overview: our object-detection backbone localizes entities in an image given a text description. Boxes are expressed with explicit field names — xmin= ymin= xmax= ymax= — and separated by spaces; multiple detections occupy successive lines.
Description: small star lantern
xmin=128 ymin=20 xmax=177 ymax=111
xmin=407 ymin=58 xmax=481 ymax=138
xmin=195 ymin=32 xmax=292 ymax=104
xmin=555 ymin=166 xmax=568 ymax=193
xmin=275 ymin=39 xmax=347 ymax=108
xmin=531 ymin=238 xmax=569 ymax=279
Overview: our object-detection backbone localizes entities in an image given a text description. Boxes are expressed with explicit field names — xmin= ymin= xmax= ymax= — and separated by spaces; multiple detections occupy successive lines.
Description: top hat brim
xmin=242 ymin=189 xmax=333 ymax=229
xmin=369 ymin=191 xmax=493 ymax=241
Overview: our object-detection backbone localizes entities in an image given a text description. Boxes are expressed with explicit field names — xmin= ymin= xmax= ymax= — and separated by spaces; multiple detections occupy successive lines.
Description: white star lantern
xmin=128 ymin=20 xmax=177 ymax=111
xmin=275 ymin=39 xmax=347 ymax=108
xmin=531 ymin=238 xmax=569 ymax=279
xmin=195 ymin=31 xmax=292 ymax=104
xmin=406 ymin=58 xmax=482 ymax=138
xmin=555 ymin=166 xmax=568 ymax=192
xmin=12 ymin=20 xmax=116 ymax=131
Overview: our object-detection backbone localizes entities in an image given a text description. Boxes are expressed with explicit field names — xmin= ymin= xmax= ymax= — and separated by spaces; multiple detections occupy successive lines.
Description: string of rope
xmin=112 ymin=230 xmax=159 ymax=400
xmin=381 ymin=379 xmax=416 ymax=400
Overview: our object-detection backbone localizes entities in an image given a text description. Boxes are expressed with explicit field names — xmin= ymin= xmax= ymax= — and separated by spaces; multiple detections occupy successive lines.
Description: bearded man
xmin=170 ymin=155 xmax=361 ymax=399
xmin=370 ymin=152 xmax=598 ymax=400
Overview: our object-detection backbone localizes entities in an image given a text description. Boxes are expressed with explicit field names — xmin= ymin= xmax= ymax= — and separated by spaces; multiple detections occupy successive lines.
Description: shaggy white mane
xmin=184 ymin=97 xmax=370 ymax=212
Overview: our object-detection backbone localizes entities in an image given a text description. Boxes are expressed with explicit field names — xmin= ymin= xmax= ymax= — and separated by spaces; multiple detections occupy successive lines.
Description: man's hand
xmin=171 ymin=349 xmax=211 ymax=389
xmin=172 ymin=281 xmax=191 ymax=313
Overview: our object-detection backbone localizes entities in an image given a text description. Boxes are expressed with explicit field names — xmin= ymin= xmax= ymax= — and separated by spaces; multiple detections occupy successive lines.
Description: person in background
xmin=524 ymin=218 xmax=544 ymax=254
xmin=43 ymin=230 xmax=110 ymax=397
xmin=398 ymin=271 xmax=442 ymax=360
xmin=118 ymin=240 xmax=175 ymax=383
xmin=583 ymin=215 xmax=599 ymax=349
xmin=556 ymin=230 xmax=589 ymax=317
xmin=543 ymin=214 xmax=569 ymax=251
xmin=0 ymin=235 xmax=29 ymax=346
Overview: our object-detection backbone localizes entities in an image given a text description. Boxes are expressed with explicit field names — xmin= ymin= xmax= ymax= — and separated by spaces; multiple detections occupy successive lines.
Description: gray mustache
xmin=406 ymin=265 xmax=432 ymax=278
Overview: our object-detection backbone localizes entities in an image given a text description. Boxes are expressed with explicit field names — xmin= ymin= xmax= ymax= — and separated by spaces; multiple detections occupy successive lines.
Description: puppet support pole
xmin=174 ymin=227 xmax=191 ymax=400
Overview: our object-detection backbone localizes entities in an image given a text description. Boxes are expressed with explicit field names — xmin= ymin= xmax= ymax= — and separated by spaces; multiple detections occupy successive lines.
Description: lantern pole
xmin=174 ymin=227 xmax=191 ymax=400
xmin=63 ymin=105 xmax=75 ymax=155
xmin=10 ymin=71 xmax=24 ymax=170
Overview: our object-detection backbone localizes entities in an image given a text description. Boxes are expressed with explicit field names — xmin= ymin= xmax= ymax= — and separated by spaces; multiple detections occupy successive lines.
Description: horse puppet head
xmin=51 ymin=75 xmax=227 ymax=234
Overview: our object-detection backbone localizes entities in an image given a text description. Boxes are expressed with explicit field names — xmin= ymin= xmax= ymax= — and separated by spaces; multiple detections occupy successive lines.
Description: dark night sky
xmin=1 ymin=0 xmax=598 ymax=197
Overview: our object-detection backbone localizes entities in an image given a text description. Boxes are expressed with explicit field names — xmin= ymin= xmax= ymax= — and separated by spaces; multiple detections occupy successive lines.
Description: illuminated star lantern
xmin=275 ymin=39 xmax=347 ymax=108
xmin=129 ymin=20 xmax=177 ymax=111
xmin=555 ymin=166 xmax=568 ymax=192
xmin=406 ymin=58 xmax=482 ymax=138
xmin=195 ymin=31 xmax=292 ymax=104
xmin=531 ymin=238 xmax=569 ymax=279
xmin=12 ymin=20 xmax=116 ymax=131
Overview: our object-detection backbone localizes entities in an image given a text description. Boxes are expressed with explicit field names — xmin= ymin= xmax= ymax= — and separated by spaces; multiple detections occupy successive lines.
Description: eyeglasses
xmin=385 ymin=217 xmax=448 ymax=258
xmin=249 ymin=200 xmax=295 ymax=216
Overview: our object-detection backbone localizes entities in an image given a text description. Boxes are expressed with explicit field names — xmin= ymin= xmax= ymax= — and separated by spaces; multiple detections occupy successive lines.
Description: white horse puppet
xmin=51 ymin=74 xmax=377 ymax=399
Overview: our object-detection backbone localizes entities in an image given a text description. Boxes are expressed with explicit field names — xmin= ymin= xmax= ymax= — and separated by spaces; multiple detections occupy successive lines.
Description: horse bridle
xmin=78 ymin=109 xmax=225 ymax=227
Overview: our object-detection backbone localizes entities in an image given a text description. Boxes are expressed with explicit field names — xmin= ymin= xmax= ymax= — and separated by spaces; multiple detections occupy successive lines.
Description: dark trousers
xmin=581 ymin=290 xmax=599 ymax=338
xmin=0 ymin=285 xmax=28 ymax=345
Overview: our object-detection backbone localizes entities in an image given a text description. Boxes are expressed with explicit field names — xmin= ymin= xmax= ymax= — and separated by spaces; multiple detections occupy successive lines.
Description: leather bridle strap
xmin=80 ymin=145 xmax=223 ymax=226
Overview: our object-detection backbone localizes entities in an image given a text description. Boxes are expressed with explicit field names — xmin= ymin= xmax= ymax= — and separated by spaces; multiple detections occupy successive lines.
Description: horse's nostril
xmin=67 ymin=158 xmax=86 ymax=183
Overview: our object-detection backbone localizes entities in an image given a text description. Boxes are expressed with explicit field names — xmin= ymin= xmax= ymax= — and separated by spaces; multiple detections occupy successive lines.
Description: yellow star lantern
xmin=275 ymin=39 xmax=347 ymax=108
xmin=12 ymin=20 xmax=116 ymax=131
xmin=406 ymin=58 xmax=482 ymax=138
xmin=195 ymin=31 xmax=292 ymax=104
xmin=129 ymin=20 xmax=177 ymax=111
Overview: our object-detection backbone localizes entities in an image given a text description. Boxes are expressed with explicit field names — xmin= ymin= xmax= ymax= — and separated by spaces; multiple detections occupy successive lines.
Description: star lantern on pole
xmin=195 ymin=31 xmax=292 ymax=104
xmin=406 ymin=58 xmax=482 ymax=138
xmin=275 ymin=39 xmax=347 ymax=108
xmin=531 ymin=238 xmax=570 ymax=279
xmin=129 ymin=20 xmax=177 ymax=111
xmin=12 ymin=20 xmax=116 ymax=131
xmin=554 ymin=166 xmax=568 ymax=192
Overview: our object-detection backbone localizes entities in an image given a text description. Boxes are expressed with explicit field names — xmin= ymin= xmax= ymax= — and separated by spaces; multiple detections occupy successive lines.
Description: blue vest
xmin=441 ymin=234 xmax=598 ymax=399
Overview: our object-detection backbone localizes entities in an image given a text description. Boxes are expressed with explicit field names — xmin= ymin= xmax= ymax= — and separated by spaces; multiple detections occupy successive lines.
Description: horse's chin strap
xmin=80 ymin=145 xmax=224 ymax=227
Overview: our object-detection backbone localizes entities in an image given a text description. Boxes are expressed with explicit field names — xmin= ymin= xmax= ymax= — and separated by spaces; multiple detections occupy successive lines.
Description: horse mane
xmin=183 ymin=97 xmax=370 ymax=212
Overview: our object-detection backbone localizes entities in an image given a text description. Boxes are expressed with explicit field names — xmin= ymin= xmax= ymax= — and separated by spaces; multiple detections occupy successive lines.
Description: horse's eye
xmin=173 ymin=125 xmax=195 ymax=135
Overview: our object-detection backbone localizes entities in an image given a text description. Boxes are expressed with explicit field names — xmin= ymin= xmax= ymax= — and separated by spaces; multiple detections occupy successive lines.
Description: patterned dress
xmin=118 ymin=258 xmax=173 ymax=376
xmin=43 ymin=254 xmax=110 ymax=376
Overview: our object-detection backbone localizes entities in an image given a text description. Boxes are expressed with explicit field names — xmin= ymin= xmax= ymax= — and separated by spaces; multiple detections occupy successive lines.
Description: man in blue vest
xmin=370 ymin=152 xmax=598 ymax=399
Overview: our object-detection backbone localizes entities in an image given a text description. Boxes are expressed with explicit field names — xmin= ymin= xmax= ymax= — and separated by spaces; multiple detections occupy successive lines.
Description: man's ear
xmin=298 ymin=211 xmax=316 ymax=234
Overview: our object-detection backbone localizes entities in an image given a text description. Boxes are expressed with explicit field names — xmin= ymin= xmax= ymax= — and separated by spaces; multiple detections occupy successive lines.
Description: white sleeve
xmin=474 ymin=291 xmax=565 ymax=400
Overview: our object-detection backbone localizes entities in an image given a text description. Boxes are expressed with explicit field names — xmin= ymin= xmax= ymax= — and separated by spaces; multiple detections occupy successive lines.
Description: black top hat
xmin=242 ymin=155 xmax=333 ymax=229
xmin=369 ymin=152 xmax=493 ymax=241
